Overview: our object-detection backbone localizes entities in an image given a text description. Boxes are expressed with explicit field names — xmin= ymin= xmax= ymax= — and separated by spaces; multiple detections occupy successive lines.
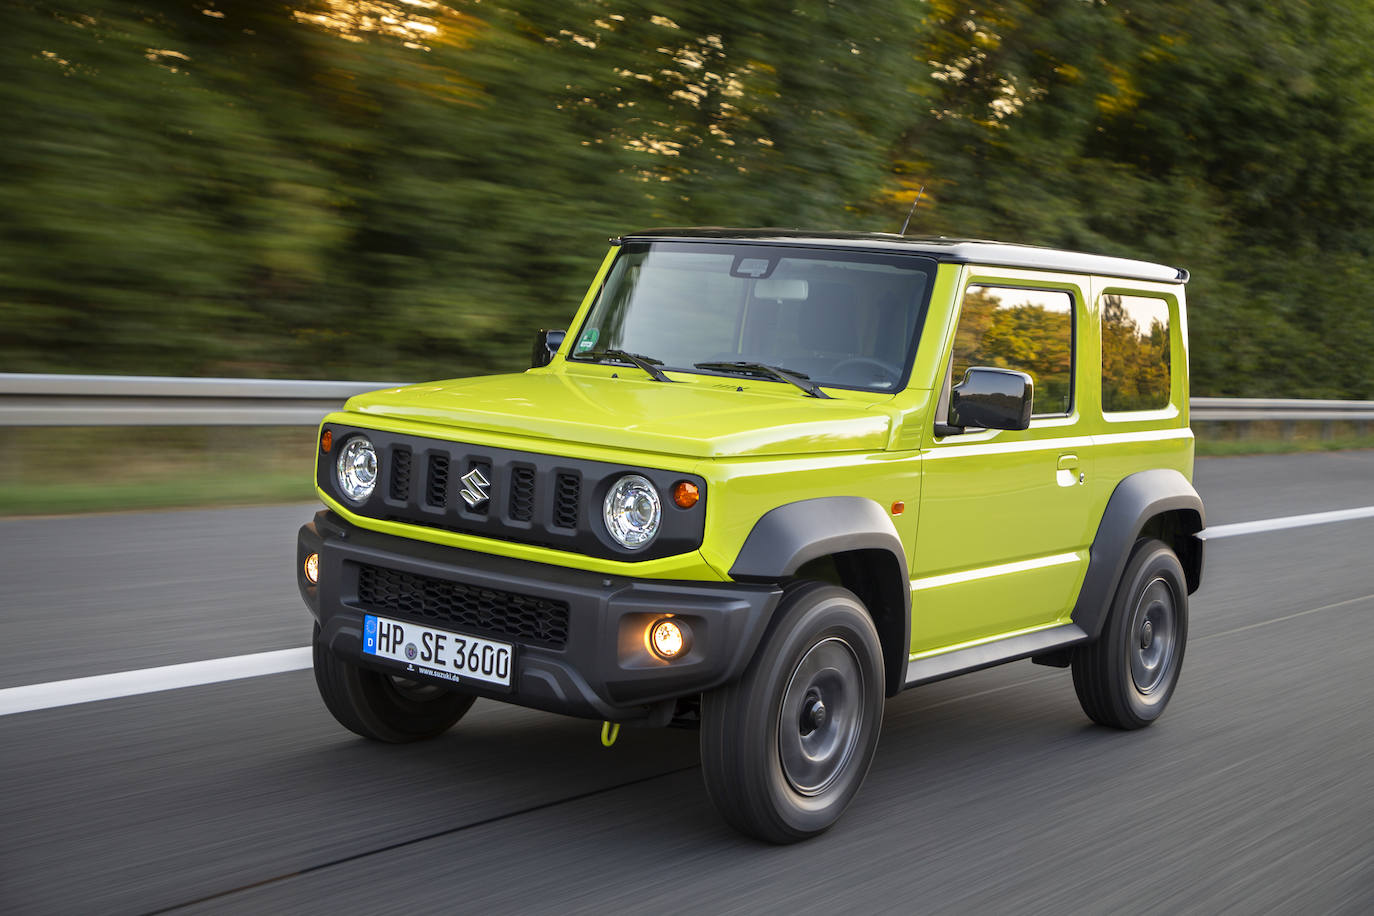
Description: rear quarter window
xmin=1101 ymin=294 xmax=1172 ymax=412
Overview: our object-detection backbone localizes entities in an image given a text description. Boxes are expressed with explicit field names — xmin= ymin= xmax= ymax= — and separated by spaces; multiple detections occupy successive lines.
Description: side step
xmin=904 ymin=623 xmax=1090 ymax=688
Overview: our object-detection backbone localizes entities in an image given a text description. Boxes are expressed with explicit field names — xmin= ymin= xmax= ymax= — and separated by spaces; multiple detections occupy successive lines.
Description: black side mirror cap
xmin=531 ymin=329 xmax=566 ymax=368
xmin=944 ymin=367 xmax=1034 ymax=433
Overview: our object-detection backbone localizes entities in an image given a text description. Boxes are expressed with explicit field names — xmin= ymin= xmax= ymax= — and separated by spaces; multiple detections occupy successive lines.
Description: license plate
xmin=362 ymin=614 xmax=513 ymax=688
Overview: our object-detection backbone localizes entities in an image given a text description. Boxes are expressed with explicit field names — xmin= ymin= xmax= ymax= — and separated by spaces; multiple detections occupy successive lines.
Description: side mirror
xmin=531 ymin=329 xmax=566 ymax=368
xmin=943 ymin=367 xmax=1033 ymax=433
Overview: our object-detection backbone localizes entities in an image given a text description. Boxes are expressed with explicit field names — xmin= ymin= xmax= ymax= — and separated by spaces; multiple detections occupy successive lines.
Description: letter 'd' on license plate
xmin=362 ymin=614 xmax=513 ymax=688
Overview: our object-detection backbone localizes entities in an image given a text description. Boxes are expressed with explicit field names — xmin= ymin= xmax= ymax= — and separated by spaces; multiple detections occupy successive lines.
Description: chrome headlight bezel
xmin=335 ymin=436 xmax=379 ymax=503
xmin=602 ymin=474 xmax=662 ymax=549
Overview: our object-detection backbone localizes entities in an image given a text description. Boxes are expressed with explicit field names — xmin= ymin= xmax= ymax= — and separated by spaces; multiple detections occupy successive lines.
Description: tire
xmin=700 ymin=581 xmax=885 ymax=844
xmin=312 ymin=624 xmax=475 ymax=743
xmin=1072 ymin=538 xmax=1188 ymax=729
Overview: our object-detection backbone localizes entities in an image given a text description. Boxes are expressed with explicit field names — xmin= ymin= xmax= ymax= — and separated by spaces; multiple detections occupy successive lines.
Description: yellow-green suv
xmin=297 ymin=229 xmax=1203 ymax=843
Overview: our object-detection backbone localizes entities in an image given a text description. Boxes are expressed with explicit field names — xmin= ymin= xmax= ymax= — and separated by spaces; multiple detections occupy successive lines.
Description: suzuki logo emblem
xmin=458 ymin=467 xmax=491 ymax=509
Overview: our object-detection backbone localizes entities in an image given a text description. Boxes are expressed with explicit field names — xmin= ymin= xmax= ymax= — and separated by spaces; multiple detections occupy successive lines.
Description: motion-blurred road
xmin=2 ymin=452 xmax=1372 ymax=914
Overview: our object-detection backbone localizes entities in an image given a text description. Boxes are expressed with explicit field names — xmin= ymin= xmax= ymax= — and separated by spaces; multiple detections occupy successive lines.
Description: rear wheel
xmin=1072 ymin=539 xmax=1188 ymax=729
xmin=700 ymin=582 xmax=884 ymax=843
xmin=312 ymin=624 xmax=475 ymax=742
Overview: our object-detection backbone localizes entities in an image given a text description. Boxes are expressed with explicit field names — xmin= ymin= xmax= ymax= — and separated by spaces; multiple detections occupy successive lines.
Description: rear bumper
xmin=297 ymin=510 xmax=781 ymax=722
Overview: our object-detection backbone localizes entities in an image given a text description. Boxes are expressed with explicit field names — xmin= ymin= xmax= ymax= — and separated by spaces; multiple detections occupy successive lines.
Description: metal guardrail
xmin=1189 ymin=397 xmax=1374 ymax=422
xmin=0 ymin=373 xmax=398 ymax=426
xmin=1 ymin=373 xmax=1372 ymax=426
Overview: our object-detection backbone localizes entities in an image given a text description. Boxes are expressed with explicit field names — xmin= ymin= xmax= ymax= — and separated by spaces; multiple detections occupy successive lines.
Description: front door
xmin=911 ymin=269 xmax=1097 ymax=654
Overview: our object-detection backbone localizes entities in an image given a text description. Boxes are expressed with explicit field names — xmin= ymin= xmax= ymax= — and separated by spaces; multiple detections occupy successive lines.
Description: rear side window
xmin=1101 ymin=294 xmax=1171 ymax=412
xmin=952 ymin=285 xmax=1074 ymax=416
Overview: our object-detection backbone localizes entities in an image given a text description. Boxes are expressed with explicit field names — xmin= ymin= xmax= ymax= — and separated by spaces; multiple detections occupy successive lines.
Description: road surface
xmin=1 ymin=451 xmax=1371 ymax=914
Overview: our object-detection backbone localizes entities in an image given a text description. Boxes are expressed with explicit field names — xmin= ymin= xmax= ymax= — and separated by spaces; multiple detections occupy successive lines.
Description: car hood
xmin=342 ymin=371 xmax=892 ymax=458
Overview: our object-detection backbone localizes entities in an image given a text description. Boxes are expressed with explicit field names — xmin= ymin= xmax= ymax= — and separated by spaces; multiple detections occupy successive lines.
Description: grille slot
xmin=553 ymin=473 xmax=580 ymax=529
xmin=356 ymin=563 xmax=570 ymax=649
xmin=389 ymin=447 xmax=412 ymax=501
xmin=425 ymin=454 xmax=449 ymax=508
xmin=509 ymin=465 xmax=536 ymax=522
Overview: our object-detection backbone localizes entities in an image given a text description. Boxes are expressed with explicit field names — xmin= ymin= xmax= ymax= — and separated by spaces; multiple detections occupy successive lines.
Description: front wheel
xmin=312 ymin=624 xmax=475 ymax=743
xmin=700 ymin=582 xmax=885 ymax=843
xmin=1072 ymin=538 xmax=1188 ymax=729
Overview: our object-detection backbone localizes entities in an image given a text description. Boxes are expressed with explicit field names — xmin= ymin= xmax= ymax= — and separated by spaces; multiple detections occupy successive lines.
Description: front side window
xmin=1101 ymin=294 xmax=1172 ymax=412
xmin=570 ymin=242 xmax=935 ymax=392
xmin=950 ymin=285 xmax=1074 ymax=416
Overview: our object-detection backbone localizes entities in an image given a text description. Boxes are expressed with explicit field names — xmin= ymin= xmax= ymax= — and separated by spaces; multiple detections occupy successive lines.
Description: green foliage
xmin=2 ymin=1 xmax=1373 ymax=398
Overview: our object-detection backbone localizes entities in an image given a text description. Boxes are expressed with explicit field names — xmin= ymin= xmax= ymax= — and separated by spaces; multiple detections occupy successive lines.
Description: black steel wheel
xmin=312 ymin=624 xmax=475 ymax=743
xmin=1073 ymin=538 xmax=1189 ymax=729
xmin=700 ymin=582 xmax=885 ymax=844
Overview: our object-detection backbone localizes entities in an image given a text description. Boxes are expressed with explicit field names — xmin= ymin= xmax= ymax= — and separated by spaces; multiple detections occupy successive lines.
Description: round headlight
xmin=603 ymin=474 xmax=661 ymax=549
xmin=336 ymin=437 xmax=378 ymax=502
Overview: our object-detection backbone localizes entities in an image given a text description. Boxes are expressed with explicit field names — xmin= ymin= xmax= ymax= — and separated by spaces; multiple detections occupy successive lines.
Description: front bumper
xmin=297 ymin=510 xmax=781 ymax=722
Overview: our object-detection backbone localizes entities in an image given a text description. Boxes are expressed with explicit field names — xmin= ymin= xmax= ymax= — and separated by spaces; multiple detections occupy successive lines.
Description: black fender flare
xmin=1071 ymin=469 xmax=1205 ymax=640
xmin=730 ymin=496 xmax=911 ymax=695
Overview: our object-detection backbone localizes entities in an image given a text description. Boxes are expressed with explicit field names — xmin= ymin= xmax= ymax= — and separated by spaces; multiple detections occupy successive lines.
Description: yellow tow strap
xmin=600 ymin=721 xmax=620 ymax=747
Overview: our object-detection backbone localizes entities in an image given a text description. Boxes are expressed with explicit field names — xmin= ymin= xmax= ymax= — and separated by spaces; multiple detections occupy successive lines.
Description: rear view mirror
xmin=531 ymin=329 xmax=566 ymax=368
xmin=753 ymin=278 xmax=809 ymax=300
xmin=946 ymin=367 xmax=1033 ymax=432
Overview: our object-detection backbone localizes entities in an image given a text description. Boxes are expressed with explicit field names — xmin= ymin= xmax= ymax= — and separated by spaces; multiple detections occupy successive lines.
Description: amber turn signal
xmin=320 ymin=429 xmax=333 ymax=453
xmin=891 ymin=500 xmax=905 ymax=516
xmin=672 ymin=481 xmax=700 ymax=509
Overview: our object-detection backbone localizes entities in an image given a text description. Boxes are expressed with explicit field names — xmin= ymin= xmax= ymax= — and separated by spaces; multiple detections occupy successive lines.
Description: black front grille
xmin=357 ymin=563 xmax=570 ymax=649
xmin=317 ymin=425 xmax=707 ymax=561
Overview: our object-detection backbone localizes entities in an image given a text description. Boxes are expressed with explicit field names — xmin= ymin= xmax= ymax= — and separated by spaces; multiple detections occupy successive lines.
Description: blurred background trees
xmin=2 ymin=0 xmax=1373 ymax=397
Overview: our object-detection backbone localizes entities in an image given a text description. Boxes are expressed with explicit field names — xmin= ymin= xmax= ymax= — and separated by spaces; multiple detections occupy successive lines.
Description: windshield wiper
xmin=693 ymin=361 xmax=832 ymax=399
xmin=599 ymin=348 xmax=674 ymax=383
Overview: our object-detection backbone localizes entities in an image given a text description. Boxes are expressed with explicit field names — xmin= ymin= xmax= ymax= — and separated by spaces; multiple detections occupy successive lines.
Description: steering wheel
xmin=830 ymin=357 xmax=901 ymax=384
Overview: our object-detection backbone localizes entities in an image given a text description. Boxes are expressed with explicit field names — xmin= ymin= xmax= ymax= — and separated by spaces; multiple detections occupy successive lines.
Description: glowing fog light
xmin=304 ymin=553 xmax=319 ymax=585
xmin=335 ymin=436 xmax=378 ymax=502
xmin=649 ymin=618 xmax=690 ymax=660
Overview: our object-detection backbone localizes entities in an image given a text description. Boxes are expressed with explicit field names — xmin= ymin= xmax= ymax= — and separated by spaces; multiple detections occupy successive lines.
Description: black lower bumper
xmin=297 ymin=510 xmax=781 ymax=722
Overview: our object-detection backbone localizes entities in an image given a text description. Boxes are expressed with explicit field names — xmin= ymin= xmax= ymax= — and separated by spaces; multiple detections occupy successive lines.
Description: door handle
xmin=1056 ymin=453 xmax=1084 ymax=487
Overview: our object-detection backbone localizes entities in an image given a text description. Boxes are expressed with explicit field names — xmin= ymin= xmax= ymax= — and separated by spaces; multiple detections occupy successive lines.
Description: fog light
xmin=304 ymin=553 xmax=319 ymax=585
xmin=648 ymin=617 xmax=690 ymax=660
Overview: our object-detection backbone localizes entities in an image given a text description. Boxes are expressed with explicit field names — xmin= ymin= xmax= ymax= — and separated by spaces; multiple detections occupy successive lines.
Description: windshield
xmin=569 ymin=241 xmax=935 ymax=392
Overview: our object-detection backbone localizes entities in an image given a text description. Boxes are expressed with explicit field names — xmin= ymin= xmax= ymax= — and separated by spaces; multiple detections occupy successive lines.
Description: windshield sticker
xmin=731 ymin=256 xmax=775 ymax=279
xmin=575 ymin=328 xmax=600 ymax=353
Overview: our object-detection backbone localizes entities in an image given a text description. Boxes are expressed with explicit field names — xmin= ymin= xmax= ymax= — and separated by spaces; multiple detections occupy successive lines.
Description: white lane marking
xmin=0 ymin=647 xmax=311 ymax=717
xmin=4 ymin=507 xmax=1374 ymax=717
xmin=1201 ymin=505 xmax=1374 ymax=539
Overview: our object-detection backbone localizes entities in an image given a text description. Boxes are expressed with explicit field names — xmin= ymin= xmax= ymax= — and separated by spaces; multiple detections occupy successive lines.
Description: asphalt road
xmin=1 ymin=451 xmax=1372 ymax=914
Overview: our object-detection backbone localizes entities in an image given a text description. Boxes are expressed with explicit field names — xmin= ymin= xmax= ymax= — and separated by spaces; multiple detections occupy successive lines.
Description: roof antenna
xmin=898 ymin=185 xmax=926 ymax=236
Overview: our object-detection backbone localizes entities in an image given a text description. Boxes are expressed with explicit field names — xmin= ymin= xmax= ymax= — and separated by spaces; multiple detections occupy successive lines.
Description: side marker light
xmin=891 ymin=501 xmax=905 ymax=516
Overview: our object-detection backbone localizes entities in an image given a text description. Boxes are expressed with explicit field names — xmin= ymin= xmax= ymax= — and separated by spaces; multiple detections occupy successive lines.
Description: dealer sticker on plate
xmin=362 ymin=614 xmax=513 ymax=688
